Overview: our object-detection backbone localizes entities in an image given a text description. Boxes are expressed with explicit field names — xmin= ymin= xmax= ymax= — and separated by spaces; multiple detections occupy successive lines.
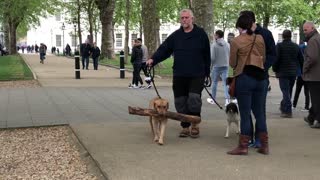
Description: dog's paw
xmin=236 ymin=131 xmax=240 ymax=134
xmin=224 ymin=135 xmax=229 ymax=138
xmin=158 ymin=139 xmax=164 ymax=145
xmin=154 ymin=138 xmax=159 ymax=142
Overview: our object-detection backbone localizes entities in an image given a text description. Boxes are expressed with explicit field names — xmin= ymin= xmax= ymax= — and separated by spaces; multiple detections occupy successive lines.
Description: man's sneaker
xmin=310 ymin=120 xmax=320 ymax=128
xmin=179 ymin=128 xmax=190 ymax=138
xmin=207 ymin=98 xmax=216 ymax=105
xmin=304 ymin=117 xmax=314 ymax=126
xmin=301 ymin=108 xmax=309 ymax=112
xmin=132 ymin=85 xmax=139 ymax=89
xmin=280 ymin=113 xmax=292 ymax=118
xmin=225 ymin=99 xmax=230 ymax=106
xmin=146 ymin=84 xmax=152 ymax=89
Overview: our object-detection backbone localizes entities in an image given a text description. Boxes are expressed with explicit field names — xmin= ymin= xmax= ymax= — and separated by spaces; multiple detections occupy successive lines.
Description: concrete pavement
xmin=1 ymin=53 xmax=319 ymax=180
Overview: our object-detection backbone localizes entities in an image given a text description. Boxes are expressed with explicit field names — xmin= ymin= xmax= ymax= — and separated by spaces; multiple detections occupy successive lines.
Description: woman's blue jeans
xmin=211 ymin=66 xmax=229 ymax=99
xmin=236 ymin=74 xmax=268 ymax=136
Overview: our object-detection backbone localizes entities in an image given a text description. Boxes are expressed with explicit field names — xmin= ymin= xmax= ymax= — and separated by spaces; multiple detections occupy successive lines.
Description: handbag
xmin=227 ymin=77 xmax=236 ymax=97
xmin=227 ymin=35 xmax=256 ymax=98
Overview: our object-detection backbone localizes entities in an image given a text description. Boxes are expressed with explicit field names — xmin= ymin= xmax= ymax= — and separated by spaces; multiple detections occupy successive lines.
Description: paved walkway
xmin=1 ymin=54 xmax=319 ymax=180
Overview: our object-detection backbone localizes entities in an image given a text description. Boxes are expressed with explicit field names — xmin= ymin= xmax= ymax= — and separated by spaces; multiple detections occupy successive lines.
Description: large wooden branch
xmin=128 ymin=106 xmax=201 ymax=124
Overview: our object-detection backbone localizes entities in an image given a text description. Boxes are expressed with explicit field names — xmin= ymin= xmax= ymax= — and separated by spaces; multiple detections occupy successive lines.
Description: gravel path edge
xmin=68 ymin=125 xmax=109 ymax=180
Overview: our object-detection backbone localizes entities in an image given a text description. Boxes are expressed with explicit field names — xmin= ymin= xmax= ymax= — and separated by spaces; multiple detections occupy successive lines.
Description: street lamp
xmin=62 ymin=22 xmax=65 ymax=55
xmin=72 ymin=18 xmax=77 ymax=53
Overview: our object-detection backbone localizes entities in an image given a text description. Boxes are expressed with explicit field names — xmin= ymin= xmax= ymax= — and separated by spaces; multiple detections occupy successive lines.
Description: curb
xmin=69 ymin=125 xmax=109 ymax=180
xmin=20 ymin=54 xmax=38 ymax=80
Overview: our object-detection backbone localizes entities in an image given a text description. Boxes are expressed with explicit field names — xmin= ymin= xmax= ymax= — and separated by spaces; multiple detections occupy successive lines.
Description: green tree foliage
xmin=0 ymin=0 xmax=61 ymax=54
xmin=213 ymin=0 xmax=244 ymax=32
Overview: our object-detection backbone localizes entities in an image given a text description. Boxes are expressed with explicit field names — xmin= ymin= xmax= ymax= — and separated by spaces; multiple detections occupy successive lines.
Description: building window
xmin=56 ymin=35 xmax=62 ymax=47
xmin=278 ymin=33 xmax=283 ymax=43
xmin=293 ymin=33 xmax=298 ymax=43
xmin=161 ymin=34 xmax=168 ymax=43
xmin=55 ymin=14 xmax=61 ymax=21
xmin=116 ymin=33 xmax=122 ymax=47
xmin=71 ymin=35 xmax=76 ymax=47
xmin=131 ymin=33 xmax=138 ymax=42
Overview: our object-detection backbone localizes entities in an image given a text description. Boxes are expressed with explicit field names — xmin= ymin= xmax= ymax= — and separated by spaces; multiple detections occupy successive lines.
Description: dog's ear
xmin=235 ymin=105 xmax=239 ymax=114
xmin=225 ymin=104 xmax=229 ymax=113
xmin=153 ymin=101 xmax=157 ymax=109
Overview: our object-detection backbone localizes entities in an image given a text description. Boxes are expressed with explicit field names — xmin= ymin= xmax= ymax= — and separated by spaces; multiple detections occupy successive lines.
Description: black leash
xmin=203 ymin=76 xmax=223 ymax=110
xmin=147 ymin=66 xmax=161 ymax=99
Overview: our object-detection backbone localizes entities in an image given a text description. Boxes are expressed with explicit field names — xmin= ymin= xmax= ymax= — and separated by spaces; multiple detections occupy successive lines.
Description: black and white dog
xmin=225 ymin=102 xmax=240 ymax=138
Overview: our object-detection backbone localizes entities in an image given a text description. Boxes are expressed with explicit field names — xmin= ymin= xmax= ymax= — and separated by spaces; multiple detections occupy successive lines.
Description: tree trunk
xmin=139 ymin=20 xmax=143 ymax=39
xmin=87 ymin=0 xmax=95 ymax=44
xmin=192 ymin=0 xmax=214 ymax=38
xmin=124 ymin=0 xmax=130 ymax=64
xmin=96 ymin=0 xmax=116 ymax=59
xmin=128 ymin=106 xmax=201 ymax=124
xmin=4 ymin=23 xmax=10 ymax=49
xmin=8 ymin=20 xmax=18 ymax=54
xmin=77 ymin=0 xmax=82 ymax=49
xmin=299 ymin=20 xmax=306 ymax=43
xmin=262 ymin=13 xmax=270 ymax=29
xmin=142 ymin=0 xmax=159 ymax=57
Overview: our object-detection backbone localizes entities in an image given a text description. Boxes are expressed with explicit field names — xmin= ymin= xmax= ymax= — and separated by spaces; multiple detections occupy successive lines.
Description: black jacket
xmin=131 ymin=45 xmax=143 ymax=64
xmin=91 ymin=46 xmax=100 ymax=59
xmin=81 ymin=43 xmax=91 ymax=57
xmin=255 ymin=24 xmax=277 ymax=78
xmin=273 ymin=40 xmax=303 ymax=77
xmin=151 ymin=24 xmax=211 ymax=77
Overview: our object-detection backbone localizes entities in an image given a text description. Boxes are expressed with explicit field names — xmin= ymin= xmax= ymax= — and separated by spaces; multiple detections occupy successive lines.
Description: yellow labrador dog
xmin=149 ymin=97 xmax=169 ymax=145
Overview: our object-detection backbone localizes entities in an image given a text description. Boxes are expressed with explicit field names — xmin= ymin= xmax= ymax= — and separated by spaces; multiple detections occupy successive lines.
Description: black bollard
xmin=75 ymin=51 xmax=80 ymax=79
xmin=120 ymin=50 xmax=125 ymax=79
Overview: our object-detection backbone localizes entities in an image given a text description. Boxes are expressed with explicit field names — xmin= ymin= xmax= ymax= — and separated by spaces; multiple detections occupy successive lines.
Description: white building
xmin=26 ymin=14 xmax=301 ymax=53
xmin=27 ymin=14 xmax=180 ymax=53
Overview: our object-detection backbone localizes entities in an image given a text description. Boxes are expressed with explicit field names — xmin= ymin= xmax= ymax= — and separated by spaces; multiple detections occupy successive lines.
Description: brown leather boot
xmin=227 ymin=134 xmax=250 ymax=155
xmin=257 ymin=132 xmax=269 ymax=155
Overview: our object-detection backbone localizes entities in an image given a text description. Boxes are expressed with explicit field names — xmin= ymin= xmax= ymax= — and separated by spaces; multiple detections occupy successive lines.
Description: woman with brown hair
xmin=227 ymin=15 xmax=269 ymax=155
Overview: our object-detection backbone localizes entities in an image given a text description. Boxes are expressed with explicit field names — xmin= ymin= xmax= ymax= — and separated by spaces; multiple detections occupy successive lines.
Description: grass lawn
xmin=0 ymin=55 xmax=34 ymax=81
xmin=99 ymin=54 xmax=173 ymax=77
xmin=99 ymin=54 xmax=275 ymax=77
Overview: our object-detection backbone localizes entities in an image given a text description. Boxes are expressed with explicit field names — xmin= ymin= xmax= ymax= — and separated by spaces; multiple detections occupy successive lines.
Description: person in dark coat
xmin=292 ymin=41 xmax=310 ymax=111
xmin=302 ymin=21 xmax=320 ymax=128
xmin=91 ymin=42 xmax=100 ymax=70
xmin=146 ymin=9 xmax=211 ymax=138
xmin=273 ymin=30 xmax=303 ymax=118
xmin=39 ymin=43 xmax=47 ymax=64
xmin=65 ymin=44 xmax=71 ymax=56
xmin=80 ymin=39 xmax=91 ymax=70
xmin=130 ymin=39 xmax=143 ymax=88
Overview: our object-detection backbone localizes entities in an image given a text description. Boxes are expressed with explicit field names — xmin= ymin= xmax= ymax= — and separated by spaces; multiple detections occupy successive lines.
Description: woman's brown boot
xmin=227 ymin=134 xmax=250 ymax=155
xmin=257 ymin=132 xmax=269 ymax=155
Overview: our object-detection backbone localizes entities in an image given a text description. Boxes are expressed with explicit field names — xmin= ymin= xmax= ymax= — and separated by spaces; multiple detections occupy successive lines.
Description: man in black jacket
xmin=131 ymin=39 xmax=143 ymax=88
xmin=81 ymin=39 xmax=91 ymax=70
xmin=91 ymin=42 xmax=101 ymax=70
xmin=146 ymin=9 xmax=211 ymax=138
xmin=273 ymin=30 xmax=303 ymax=118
